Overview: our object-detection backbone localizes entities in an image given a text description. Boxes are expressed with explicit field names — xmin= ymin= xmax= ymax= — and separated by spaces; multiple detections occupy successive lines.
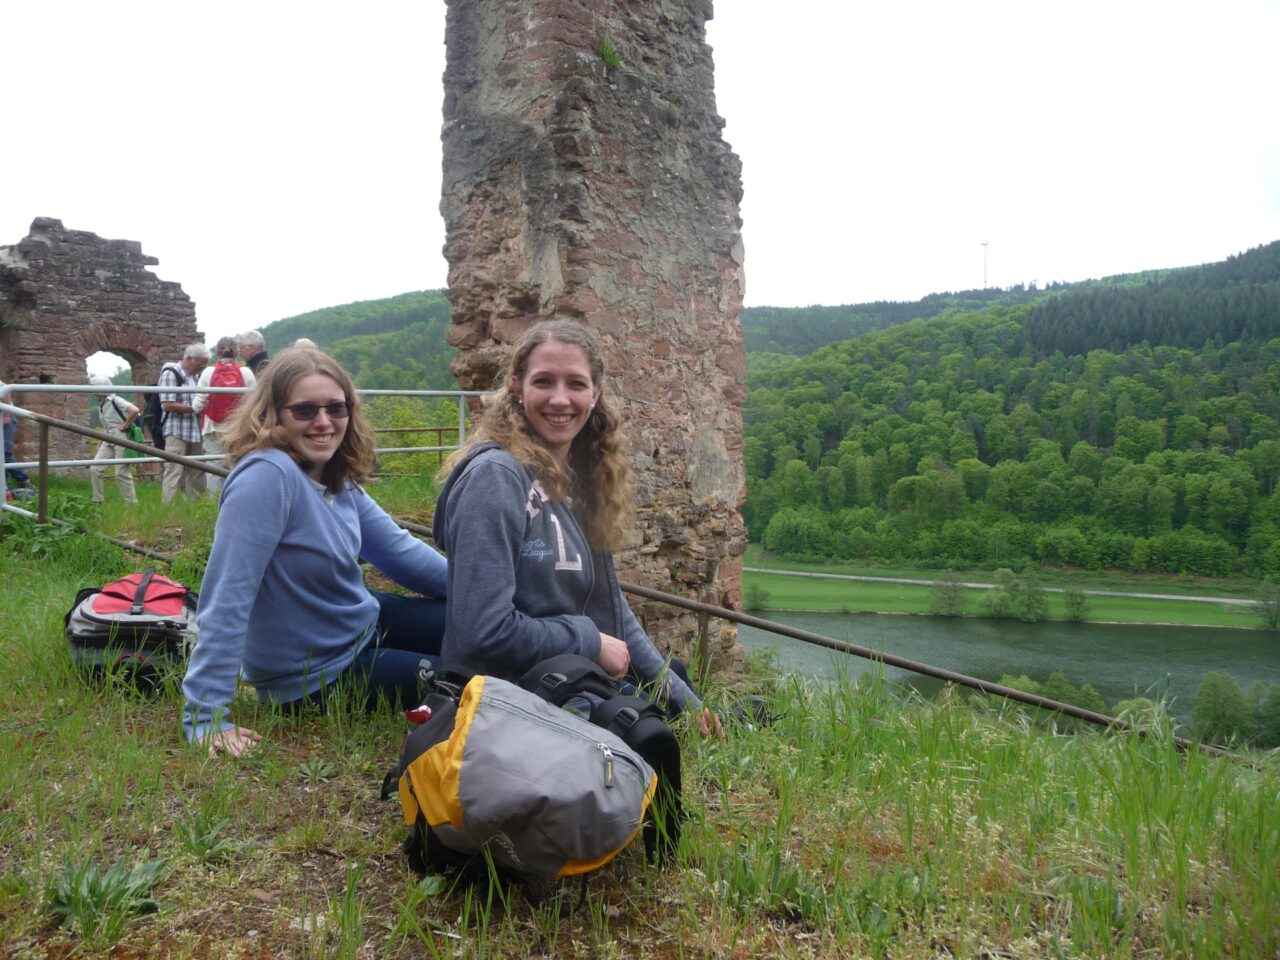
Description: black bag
xmin=141 ymin=363 xmax=183 ymax=451
xmin=518 ymin=654 xmax=684 ymax=863
xmin=64 ymin=566 xmax=198 ymax=691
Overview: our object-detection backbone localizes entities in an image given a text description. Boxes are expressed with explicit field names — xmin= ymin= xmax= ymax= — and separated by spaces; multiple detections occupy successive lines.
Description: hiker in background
xmin=182 ymin=347 xmax=448 ymax=757
xmin=292 ymin=338 xmax=317 ymax=349
xmin=237 ymin=329 xmax=270 ymax=375
xmin=1 ymin=377 xmax=32 ymax=489
xmin=159 ymin=343 xmax=211 ymax=503
xmin=192 ymin=336 xmax=255 ymax=496
xmin=88 ymin=375 xmax=139 ymax=505
xmin=433 ymin=319 xmax=723 ymax=737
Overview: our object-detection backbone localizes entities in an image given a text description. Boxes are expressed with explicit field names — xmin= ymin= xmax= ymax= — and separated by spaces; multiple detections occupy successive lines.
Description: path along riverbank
xmin=743 ymin=567 xmax=1259 ymax=607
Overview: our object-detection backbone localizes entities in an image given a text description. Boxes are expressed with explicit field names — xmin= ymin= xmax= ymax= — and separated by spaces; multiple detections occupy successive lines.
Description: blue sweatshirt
xmin=432 ymin=445 xmax=698 ymax=712
xmin=182 ymin=448 xmax=448 ymax=741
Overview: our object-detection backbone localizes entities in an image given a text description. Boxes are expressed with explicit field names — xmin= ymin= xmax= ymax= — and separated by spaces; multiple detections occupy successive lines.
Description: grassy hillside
xmin=1 ymin=484 xmax=1277 ymax=957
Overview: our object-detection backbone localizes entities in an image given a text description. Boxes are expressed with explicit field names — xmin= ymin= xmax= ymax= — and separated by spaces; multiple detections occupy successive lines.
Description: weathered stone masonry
xmin=0 ymin=217 xmax=199 ymax=467
xmin=442 ymin=0 xmax=748 ymax=668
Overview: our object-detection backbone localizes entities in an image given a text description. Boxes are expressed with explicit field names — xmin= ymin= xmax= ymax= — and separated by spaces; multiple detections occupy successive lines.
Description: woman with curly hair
xmin=433 ymin=319 xmax=721 ymax=735
xmin=182 ymin=347 xmax=448 ymax=756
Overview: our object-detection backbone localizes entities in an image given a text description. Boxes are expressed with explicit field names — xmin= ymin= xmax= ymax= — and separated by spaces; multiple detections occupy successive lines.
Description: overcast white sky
xmin=4 ymin=0 xmax=1279 ymax=374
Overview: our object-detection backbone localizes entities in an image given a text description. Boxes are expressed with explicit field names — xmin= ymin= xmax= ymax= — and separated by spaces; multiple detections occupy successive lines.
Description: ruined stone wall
xmin=0 ymin=217 xmax=199 ymax=467
xmin=442 ymin=0 xmax=747 ymax=669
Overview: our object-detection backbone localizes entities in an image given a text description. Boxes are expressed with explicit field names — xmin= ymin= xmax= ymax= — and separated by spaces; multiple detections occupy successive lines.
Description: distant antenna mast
xmin=982 ymin=241 xmax=989 ymax=289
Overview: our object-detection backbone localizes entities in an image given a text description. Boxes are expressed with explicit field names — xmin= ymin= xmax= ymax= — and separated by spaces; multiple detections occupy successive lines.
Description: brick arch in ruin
xmin=0 ymin=217 xmax=200 ymax=466
xmin=441 ymin=0 xmax=749 ymax=670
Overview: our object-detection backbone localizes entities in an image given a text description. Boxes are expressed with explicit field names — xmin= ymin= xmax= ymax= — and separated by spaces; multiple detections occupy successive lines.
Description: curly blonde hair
xmin=442 ymin=319 xmax=632 ymax=550
xmin=221 ymin=347 xmax=375 ymax=494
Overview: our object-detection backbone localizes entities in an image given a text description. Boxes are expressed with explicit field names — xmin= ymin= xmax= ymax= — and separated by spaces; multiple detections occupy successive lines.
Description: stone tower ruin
xmin=0 ymin=217 xmax=199 ymax=467
xmin=441 ymin=0 xmax=748 ymax=668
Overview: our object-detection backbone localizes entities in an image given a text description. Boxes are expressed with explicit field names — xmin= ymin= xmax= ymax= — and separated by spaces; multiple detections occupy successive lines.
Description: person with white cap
xmin=89 ymin=374 xmax=139 ymax=504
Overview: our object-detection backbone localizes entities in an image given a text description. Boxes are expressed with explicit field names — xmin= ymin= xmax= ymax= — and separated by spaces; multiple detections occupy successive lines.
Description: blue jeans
xmin=288 ymin=591 xmax=446 ymax=713
xmin=3 ymin=417 xmax=29 ymax=484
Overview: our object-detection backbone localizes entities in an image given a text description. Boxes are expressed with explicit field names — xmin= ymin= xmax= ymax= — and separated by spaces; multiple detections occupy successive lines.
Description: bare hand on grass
xmin=699 ymin=708 xmax=725 ymax=739
xmin=201 ymin=726 xmax=261 ymax=757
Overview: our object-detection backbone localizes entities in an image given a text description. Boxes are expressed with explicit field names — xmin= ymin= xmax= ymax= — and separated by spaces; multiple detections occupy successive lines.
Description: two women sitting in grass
xmin=181 ymin=348 xmax=448 ymax=756
xmin=184 ymin=323 xmax=724 ymax=755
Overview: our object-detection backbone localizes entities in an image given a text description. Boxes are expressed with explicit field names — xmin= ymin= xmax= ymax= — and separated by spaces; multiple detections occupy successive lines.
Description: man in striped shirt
xmin=160 ymin=343 xmax=211 ymax=502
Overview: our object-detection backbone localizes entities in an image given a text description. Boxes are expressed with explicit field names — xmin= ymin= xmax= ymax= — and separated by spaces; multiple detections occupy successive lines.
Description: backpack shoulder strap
xmin=129 ymin=566 xmax=158 ymax=616
xmin=590 ymin=693 xmax=684 ymax=863
xmin=518 ymin=653 xmax=621 ymax=706
xmin=517 ymin=652 xmax=684 ymax=863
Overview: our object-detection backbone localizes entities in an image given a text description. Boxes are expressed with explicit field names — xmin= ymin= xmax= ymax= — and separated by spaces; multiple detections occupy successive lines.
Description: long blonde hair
xmin=221 ymin=347 xmax=375 ymax=494
xmin=442 ymin=319 xmax=632 ymax=550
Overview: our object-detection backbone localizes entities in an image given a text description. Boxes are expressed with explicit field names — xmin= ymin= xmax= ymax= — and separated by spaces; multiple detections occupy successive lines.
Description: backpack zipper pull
xmin=599 ymin=743 xmax=615 ymax=787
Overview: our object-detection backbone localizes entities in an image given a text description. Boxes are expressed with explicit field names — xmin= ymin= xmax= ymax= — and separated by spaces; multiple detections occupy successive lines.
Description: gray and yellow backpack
xmin=383 ymin=670 xmax=659 ymax=878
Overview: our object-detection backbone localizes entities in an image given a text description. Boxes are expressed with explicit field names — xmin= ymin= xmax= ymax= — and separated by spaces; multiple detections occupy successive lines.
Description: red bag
xmin=64 ymin=567 xmax=198 ymax=689
xmin=203 ymin=360 xmax=246 ymax=425
xmin=87 ymin=570 xmax=191 ymax=618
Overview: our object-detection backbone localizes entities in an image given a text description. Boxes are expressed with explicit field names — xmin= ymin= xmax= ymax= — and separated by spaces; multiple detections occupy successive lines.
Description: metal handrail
xmin=615 ymin=579 xmax=1249 ymax=763
xmin=1 ymin=382 xmax=478 ymax=491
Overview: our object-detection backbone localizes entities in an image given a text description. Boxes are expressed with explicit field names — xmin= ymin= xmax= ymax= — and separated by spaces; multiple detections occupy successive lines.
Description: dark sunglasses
xmin=281 ymin=401 xmax=352 ymax=421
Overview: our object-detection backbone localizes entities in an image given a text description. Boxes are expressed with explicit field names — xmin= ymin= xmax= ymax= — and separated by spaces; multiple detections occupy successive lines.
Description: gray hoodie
xmin=433 ymin=445 xmax=698 ymax=712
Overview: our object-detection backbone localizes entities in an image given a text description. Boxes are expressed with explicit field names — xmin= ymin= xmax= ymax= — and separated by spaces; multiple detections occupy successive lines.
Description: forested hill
xmin=742 ymin=240 xmax=1280 ymax=580
xmin=261 ymin=290 xmax=455 ymax=389
xmin=255 ymin=242 xmax=1279 ymax=395
xmin=741 ymin=287 xmax=1053 ymax=355
xmin=741 ymin=241 xmax=1280 ymax=358
xmin=1021 ymin=240 xmax=1280 ymax=356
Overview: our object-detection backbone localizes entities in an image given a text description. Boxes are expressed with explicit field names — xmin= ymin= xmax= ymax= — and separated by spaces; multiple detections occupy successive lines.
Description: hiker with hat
xmin=89 ymin=374 xmax=139 ymax=505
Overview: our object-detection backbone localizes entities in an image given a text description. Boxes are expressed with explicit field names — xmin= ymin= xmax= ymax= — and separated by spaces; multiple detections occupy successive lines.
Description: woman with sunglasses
xmin=181 ymin=347 xmax=448 ymax=757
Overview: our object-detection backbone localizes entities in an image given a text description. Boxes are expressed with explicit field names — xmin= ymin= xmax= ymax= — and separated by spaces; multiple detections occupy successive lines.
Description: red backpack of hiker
xmin=202 ymin=360 xmax=246 ymax=428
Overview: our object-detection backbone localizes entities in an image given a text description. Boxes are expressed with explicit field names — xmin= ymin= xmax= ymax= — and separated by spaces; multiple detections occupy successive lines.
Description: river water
xmin=737 ymin=612 xmax=1280 ymax=722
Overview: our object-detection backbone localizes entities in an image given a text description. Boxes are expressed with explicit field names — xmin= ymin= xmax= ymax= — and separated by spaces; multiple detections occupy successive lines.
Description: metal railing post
xmin=38 ymin=423 xmax=50 ymax=523
xmin=0 ymin=408 xmax=7 ymax=512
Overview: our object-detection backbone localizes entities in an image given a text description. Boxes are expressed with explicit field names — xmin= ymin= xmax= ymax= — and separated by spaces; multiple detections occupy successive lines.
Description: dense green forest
xmin=743 ymin=242 xmax=1280 ymax=578
xmin=262 ymin=290 xmax=456 ymax=389
xmin=1020 ymin=242 xmax=1280 ymax=357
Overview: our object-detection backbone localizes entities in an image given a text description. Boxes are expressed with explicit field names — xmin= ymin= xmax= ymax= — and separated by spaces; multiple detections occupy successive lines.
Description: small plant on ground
xmin=44 ymin=855 xmax=168 ymax=947
xmin=298 ymin=756 xmax=337 ymax=783
xmin=327 ymin=864 xmax=367 ymax=960
xmin=175 ymin=811 xmax=240 ymax=863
